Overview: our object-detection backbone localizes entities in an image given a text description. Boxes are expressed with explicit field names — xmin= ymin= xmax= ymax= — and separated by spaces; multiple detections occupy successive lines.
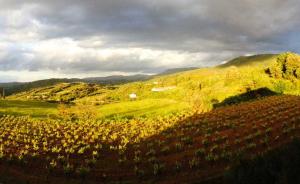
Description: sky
xmin=0 ymin=0 xmax=300 ymax=82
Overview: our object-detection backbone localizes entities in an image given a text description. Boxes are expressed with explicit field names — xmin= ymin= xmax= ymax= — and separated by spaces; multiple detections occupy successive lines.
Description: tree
xmin=0 ymin=87 xmax=5 ymax=99
xmin=267 ymin=52 xmax=300 ymax=80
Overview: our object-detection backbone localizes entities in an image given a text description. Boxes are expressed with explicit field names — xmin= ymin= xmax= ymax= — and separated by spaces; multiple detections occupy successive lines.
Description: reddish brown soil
xmin=1 ymin=95 xmax=300 ymax=184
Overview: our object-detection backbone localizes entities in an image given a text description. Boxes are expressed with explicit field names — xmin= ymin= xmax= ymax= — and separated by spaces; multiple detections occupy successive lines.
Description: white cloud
xmin=0 ymin=36 xmax=218 ymax=82
xmin=0 ymin=0 xmax=299 ymax=82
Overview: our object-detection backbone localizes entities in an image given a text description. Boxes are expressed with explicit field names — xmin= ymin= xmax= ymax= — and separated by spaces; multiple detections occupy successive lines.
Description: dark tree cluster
xmin=266 ymin=52 xmax=300 ymax=80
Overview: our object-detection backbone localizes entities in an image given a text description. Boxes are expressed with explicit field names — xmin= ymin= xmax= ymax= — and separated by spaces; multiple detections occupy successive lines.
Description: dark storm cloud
xmin=0 ymin=0 xmax=300 ymax=80
xmin=15 ymin=0 xmax=300 ymax=51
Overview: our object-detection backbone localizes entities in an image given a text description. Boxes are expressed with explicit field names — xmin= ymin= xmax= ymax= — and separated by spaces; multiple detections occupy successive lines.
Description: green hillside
xmin=5 ymin=52 xmax=300 ymax=119
xmin=0 ymin=69 xmax=197 ymax=96
xmin=0 ymin=78 xmax=83 ymax=96
xmin=0 ymin=100 xmax=58 ymax=118
xmin=1 ymin=52 xmax=300 ymax=183
xmin=9 ymin=82 xmax=113 ymax=103
xmin=219 ymin=54 xmax=276 ymax=67
xmin=80 ymin=52 xmax=300 ymax=109
xmin=0 ymin=75 xmax=152 ymax=96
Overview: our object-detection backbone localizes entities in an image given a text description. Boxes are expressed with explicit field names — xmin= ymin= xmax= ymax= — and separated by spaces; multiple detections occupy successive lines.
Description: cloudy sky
xmin=0 ymin=0 xmax=299 ymax=82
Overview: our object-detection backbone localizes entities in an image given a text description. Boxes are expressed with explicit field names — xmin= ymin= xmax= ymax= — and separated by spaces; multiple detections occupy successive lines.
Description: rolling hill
xmin=6 ymin=52 xmax=300 ymax=118
xmin=76 ymin=52 xmax=300 ymax=109
xmin=1 ymin=52 xmax=300 ymax=184
xmin=219 ymin=54 xmax=277 ymax=67
xmin=9 ymin=82 xmax=111 ymax=103
xmin=1 ymin=94 xmax=300 ymax=183
xmin=0 ymin=68 xmax=200 ymax=96
xmin=0 ymin=75 xmax=152 ymax=96
xmin=84 ymin=74 xmax=152 ymax=84
xmin=0 ymin=78 xmax=83 ymax=96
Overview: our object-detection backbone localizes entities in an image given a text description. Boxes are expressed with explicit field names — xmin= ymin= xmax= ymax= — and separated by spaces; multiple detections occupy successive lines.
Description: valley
xmin=0 ymin=52 xmax=300 ymax=183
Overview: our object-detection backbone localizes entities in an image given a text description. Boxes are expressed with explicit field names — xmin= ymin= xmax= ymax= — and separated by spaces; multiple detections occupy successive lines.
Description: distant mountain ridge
xmin=4 ymin=52 xmax=300 ymax=101
xmin=157 ymin=67 xmax=199 ymax=76
xmin=6 ymin=52 xmax=300 ymax=108
xmin=0 ymin=78 xmax=82 ymax=96
xmin=84 ymin=74 xmax=152 ymax=84
xmin=0 ymin=67 xmax=198 ymax=96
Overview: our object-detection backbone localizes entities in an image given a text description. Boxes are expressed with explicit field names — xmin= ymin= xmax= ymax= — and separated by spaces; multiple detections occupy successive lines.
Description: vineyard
xmin=1 ymin=0 xmax=300 ymax=183
xmin=1 ymin=95 xmax=300 ymax=183
xmin=7 ymin=53 xmax=300 ymax=120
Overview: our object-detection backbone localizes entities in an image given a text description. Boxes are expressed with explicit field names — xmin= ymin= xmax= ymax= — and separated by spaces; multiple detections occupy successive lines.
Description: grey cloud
xmin=25 ymin=0 xmax=300 ymax=52
xmin=0 ymin=0 xmax=300 ymax=80
xmin=0 ymin=45 xmax=236 ymax=74
xmin=0 ymin=46 xmax=173 ymax=73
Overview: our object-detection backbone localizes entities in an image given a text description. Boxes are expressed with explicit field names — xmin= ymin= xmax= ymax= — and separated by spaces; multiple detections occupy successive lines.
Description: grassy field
xmin=0 ymin=52 xmax=300 ymax=184
xmin=3 ymin=52 xmax=300 ymax=120
xmin=1 ymin=95 xmax=300 ymax=184
xmin=97 ymin=98 xmax=188 ymax=119
xmin=0 ymin=100 xmax=58 ymax=118
xmin=0 ymin=98 xmax=188 ymax=120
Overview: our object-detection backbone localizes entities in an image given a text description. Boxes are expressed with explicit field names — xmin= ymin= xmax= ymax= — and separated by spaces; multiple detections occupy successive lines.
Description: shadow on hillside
xmin=224 ymin=138 xmax=300 ymax=184
xmin=213 ymin=87 xmax=279 ymax=108
xmin=134 ymin=92 xmax=298 ymax=184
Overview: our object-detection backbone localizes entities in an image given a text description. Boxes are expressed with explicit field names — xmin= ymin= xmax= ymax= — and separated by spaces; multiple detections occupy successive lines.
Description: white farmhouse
xmin=129 ymin=93 xmax=137 ymax=100
xmin=151 ymin=86 xmax=176 ymax=92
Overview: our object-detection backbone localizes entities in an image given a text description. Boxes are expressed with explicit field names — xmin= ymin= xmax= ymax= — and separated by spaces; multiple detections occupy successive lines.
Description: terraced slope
xmin=3 ymin=52 xmax=300 ymax=121
xmin=136 ymin=95 xmax=300 ymax=183
xmin=9 ymin=82 xmax=112 ymax=103
xmin=77 ymin=52 xmax=300 ymax=111
xmin=0 ymin=95 xmax=300 ymax=183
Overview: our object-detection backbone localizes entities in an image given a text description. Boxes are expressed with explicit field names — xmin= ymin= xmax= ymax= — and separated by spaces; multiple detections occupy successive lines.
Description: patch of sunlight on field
xmin=0 ymin=100 xmax=58 ymax=118
xmin=97 ymin=98 xmax=189 ymax=119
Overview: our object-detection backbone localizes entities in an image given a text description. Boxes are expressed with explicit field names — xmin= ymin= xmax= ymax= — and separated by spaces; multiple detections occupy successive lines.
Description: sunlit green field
xmin=0 ymin=98 xmax=188 ymax=120
xmin=0 ymin=100 xmax=58 ymax=118
xmin=2 ymin=52 xmax=300 ymax=121
xmin=97 ymin=98 xmax=188 ymax=119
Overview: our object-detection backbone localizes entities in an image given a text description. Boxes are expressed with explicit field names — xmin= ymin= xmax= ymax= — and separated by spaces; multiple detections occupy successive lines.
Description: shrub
xmin=181 ymin=136 xmax=193 ymax=145
xmin=224 ymin=139 xmax=300 ymax=184
xmin=189 ymin=157 xmax=200 ymax=169
xmin=58 ymin=104 xmax=98 ymax=121
xmin=148 ymin=156 xmax=158 ymax=164
xmin=175 ymin=143 xmax=183 ymax=151
xmin=153 ymin=163 xmax=165 ymax=176
xmin=195 ymin=148 xmax=206 ymax=157
xmin=274 ymin=81 xmax=286 ymax=94
xmin=134 ymin=166 xmax=145 ymax=178
xmin=146 ymin=149 xmax=156 ymax=156
xmin=267 ymin=52 xmax=300 ymax=80
xmin=175 ymin=161 xmax=182 ymax=172
xmin=225 ymin=66 xmax=241 ymax=85
xmin=63 ymin=163 xmax=74 ymax=176
xmin=76 ymin=166 xmax=90 ymax=178
xmin=296 ymin=69 xmax=300 ymax=79
xmin=161 ymin=146 xmax=170 ymax=154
